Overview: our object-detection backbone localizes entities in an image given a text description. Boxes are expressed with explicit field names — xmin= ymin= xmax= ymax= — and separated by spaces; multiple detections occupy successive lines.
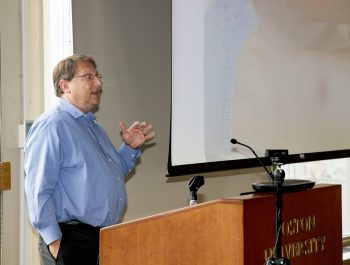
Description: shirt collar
xmin=56 ymin=97 xmax=96 ymax=122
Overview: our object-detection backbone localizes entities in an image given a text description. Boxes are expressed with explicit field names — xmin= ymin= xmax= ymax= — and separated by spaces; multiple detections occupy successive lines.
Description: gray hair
xmin=52 ymin=54 xmax=97 ymax=97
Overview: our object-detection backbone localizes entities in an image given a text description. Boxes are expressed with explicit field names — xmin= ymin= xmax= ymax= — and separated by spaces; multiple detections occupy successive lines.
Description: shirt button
xmin=108 ymin=158 xmax=112 ymax=162
xmin=131 ymin=154 xmax=135 ymax=158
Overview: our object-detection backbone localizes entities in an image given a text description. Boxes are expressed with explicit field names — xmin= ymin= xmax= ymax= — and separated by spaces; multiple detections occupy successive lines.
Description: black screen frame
xmin=167 ymin=145 xmax=350 ymax=176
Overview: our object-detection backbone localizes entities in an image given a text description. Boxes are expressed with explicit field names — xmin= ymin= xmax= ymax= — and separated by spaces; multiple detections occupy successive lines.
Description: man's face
xmin=61 ymin=61 xmax=102 ymax=113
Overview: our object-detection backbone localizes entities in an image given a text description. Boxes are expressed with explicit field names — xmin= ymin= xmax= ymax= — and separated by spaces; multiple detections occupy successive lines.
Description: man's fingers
xmin=142 ymin=124 xmax=154 ymax=134
xmin=129 ymin=121 xmax=141 ymax=130
xmin=119 ymin=122 xmax=127 ymax=132
xmin=144 ymin=131 xmax=156 ymax=141
xmin=120 ymin=121 xmax=155 ymax=139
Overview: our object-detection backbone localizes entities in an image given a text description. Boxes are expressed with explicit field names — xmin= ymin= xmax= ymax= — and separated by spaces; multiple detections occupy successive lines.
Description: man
xmin=24 ymin=54 xmax=155 ymax=265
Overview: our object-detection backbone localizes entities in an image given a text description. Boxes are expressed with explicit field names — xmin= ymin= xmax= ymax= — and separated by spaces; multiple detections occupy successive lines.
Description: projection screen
xmin=169 ymin=0 xmax=350 ymax=176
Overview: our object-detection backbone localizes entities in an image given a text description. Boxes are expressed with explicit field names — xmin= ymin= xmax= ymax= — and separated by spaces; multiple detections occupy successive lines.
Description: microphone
xmin=231 ymin=138 xmax=315 ymax=193
xmin=188 ymin=175 xmax=204 ymax=206
xmin=230 ymin=138 xmax=272 ymax=177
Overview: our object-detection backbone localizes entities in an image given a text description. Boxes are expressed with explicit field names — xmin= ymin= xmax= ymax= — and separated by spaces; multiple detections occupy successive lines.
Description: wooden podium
xmin=100 ymin=184 xmax=342 ymax=265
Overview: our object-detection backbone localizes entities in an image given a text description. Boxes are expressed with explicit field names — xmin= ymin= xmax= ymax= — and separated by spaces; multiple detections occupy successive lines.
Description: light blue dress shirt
xmin=24 ymin=98 xmax=140 ymax=245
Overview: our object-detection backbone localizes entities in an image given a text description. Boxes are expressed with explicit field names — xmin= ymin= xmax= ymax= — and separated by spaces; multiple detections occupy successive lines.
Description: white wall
xmin=0 ymin=0 xmax=23 ymax=264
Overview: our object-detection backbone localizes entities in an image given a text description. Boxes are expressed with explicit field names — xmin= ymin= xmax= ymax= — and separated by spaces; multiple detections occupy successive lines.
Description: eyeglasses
xmin=73 ymin=73 xmax=102 ymax=81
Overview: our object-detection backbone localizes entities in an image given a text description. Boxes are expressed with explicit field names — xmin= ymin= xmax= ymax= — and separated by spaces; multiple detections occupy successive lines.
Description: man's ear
xmin=59 ymin=79 xmax=71 ymax=94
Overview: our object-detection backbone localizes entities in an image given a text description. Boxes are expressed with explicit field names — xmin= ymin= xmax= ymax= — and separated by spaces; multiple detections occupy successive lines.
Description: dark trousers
xmin=54 ymin=222 xmax=100 ymax=265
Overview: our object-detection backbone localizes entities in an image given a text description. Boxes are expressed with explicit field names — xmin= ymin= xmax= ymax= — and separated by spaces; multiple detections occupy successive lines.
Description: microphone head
xmin=230 ymin=138 xmax=238 ymax=144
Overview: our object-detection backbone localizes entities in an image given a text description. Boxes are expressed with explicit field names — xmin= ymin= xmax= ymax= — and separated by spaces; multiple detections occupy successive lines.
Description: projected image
xmin=232 ymin=0 xmax=350 ymax=158
xmin=204 ymin=0 xmax=257 ymax=162
xmin=171 ymin=0 xmax=350 ymax=173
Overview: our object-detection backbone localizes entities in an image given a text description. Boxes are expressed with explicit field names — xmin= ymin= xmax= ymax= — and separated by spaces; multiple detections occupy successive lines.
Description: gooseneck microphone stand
xmin=230 ymin=139 xmax=290 ymax=265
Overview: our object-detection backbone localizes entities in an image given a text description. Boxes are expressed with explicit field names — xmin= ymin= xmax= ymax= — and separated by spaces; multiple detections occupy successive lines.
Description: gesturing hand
xmin=119 ymin=121 xmax=155 ymax=149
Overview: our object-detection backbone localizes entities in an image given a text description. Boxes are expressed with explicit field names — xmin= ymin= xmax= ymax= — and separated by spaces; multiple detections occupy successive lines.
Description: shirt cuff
xmin=40 ymin=223 xmax=62 ymax=245
xmin=119 ymin=142 xmax=141 ymax=159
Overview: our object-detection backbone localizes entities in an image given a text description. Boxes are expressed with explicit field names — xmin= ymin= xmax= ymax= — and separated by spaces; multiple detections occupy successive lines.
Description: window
xmin=21 ymin=1 xmax=73 ymax=264
xmin=43 ymin=0 xmax=73 ymax=110
xmin=285 ymin=159 xmax=350 ymax=237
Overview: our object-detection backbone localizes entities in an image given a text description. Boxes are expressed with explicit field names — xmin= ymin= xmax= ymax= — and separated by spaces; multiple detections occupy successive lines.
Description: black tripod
xmin=266 ymin=163 xmax=290 ymax=265
xmin=230 ymin=140 xmax=314 ymax=264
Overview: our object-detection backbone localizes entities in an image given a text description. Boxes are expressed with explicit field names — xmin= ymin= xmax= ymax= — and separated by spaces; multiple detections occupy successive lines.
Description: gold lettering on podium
xmin=282 ymin=215 xmax=316 ymax=236
xmin=264 ymin=215 xmax=326 ymax=261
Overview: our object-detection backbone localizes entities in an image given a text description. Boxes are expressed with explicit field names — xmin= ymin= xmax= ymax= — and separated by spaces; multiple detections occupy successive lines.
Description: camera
xmin=265 ymin=149 xmax=288 ymax=165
